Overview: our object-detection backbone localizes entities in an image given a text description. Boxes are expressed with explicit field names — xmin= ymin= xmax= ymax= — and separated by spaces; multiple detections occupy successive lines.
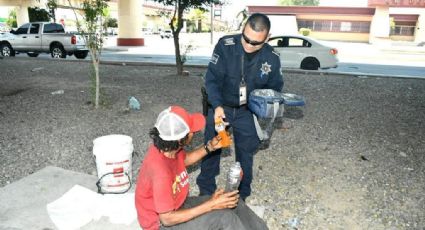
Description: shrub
xmin=299 ymin=28 xmax=311 ymax=36
xmin=104 ymin=18 xmax=117 ymax=28
xmin=28 ymin=7 xmax=50 ymax=22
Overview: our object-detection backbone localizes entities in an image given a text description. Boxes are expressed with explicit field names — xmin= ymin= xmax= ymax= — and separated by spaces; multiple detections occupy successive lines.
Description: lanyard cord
xmin=241 ymin=54 xmax=245 ymax=85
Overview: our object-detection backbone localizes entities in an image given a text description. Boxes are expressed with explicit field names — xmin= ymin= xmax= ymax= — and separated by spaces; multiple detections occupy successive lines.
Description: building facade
xmin=248 ymin=0 xmax=425 ymax=44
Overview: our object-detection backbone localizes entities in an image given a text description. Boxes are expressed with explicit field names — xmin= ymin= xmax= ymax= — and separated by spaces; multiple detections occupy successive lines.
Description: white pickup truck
xmin=0 ymin=22 xmax=88 ymax=59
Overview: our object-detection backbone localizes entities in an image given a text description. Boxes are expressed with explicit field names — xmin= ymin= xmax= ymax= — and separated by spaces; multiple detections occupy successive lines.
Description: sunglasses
xmin=242 ymin=33 xmax=266 ymax=46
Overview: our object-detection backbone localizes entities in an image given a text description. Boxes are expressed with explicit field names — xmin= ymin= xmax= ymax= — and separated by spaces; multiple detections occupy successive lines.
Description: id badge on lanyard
xmin=239 ymin=80 xmax=247 ymax=105
xmin=240 ymin=55 xmax=247 ymax=105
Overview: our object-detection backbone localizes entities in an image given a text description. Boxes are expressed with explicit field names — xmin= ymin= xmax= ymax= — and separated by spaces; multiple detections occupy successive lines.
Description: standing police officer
xmin=197 ymin=13 xmax=284 ymax=200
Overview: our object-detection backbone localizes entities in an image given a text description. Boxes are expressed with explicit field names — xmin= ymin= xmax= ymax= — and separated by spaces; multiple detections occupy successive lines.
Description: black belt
xmin=223 ymin=104 xmax=248 ymax=109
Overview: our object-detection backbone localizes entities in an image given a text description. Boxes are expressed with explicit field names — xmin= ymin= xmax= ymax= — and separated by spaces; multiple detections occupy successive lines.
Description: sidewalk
xmin=102 ymin=34 xmax=216 ymax=56
xmin=101 ymin=35 xmax=425 ymax=79
xmin=322 ymin=40 xmax=425 ymax=66
xmin=103 ymin=34 xmax=425 ymax=59
xmin=0 ymin=166 xmax=140 ymax=230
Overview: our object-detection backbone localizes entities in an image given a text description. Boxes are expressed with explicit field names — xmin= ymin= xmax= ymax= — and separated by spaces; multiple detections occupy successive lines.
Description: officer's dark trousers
xmin=196 ymin=106 xmax=260 ymax=200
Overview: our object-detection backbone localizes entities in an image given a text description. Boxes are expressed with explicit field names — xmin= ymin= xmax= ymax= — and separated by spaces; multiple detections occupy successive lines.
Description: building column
xmin=369 ymin=6 xmax=390 ymax=44
xmin=415 ymin=12 xmax=425 ymax=43
xmin=16 ymin=0 xmax=30 ymax=27
xmin=117 ymin=0 xmax=144 ymax=46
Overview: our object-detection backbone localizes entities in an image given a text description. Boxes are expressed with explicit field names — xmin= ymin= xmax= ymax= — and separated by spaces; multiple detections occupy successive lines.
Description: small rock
xmin=51 ymin=90 xmax=64 ymax=95
xmin=182 ymin=70 xmax=190 ymax=76
xmin=128 ymin=96 xmax=141 ymax=110
xmin=31 ymin=67 xmax=44 ymax=72
xmin=360 ymin=155 xmax=369 ymax=161
xmin=288 ymin=218 xmax=299 ymax=228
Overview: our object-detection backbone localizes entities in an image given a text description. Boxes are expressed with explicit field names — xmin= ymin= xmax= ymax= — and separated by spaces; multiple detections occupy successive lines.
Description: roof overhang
xmin=247 ymin=6 xmax=376 ymax=16
xmin=368 ymin=0 xmax=425 ymax=8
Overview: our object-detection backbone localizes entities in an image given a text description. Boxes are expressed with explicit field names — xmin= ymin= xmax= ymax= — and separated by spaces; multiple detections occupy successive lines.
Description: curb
xmin=93 ymin=60 xmax=425 ymax=79
xmin=103 ymin=47 xmax=130 ymax=52
xmin=283 ymin=68 xmax=425 ymax=80
xmin=12 ymin=56 xmax=424 ymax=80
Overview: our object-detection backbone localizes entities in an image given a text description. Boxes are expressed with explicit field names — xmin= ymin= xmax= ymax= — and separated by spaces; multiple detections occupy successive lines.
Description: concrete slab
xmin=0 ymin=166 xmax=139 ymax=230
xmin=0 ymin=166 xmax=266 ymax=230
xmin=247 ymin=205 xmax=265 ymax=219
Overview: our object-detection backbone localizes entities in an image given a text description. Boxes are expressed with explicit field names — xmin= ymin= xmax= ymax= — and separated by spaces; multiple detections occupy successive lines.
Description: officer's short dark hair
xmin=245 ymin=13 xmax=271 ymax=33
xmin=149 ymin=127 xmax=188 ymax=152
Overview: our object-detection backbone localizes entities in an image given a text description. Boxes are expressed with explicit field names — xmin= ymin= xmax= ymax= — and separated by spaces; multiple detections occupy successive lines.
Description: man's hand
xmin=207 ymin=135 xmax=222 ymax=151
xmin=208 ymin=189 xmax=239 ymax=210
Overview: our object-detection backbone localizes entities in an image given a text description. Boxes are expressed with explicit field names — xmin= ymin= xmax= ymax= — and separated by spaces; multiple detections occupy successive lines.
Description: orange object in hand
xmin=215 ymin=119 xmax=232 ymax=148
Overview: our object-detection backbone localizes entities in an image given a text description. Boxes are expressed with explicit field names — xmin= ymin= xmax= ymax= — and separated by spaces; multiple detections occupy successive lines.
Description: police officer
xmin=197 ymin=13 xmax=284 ymax=200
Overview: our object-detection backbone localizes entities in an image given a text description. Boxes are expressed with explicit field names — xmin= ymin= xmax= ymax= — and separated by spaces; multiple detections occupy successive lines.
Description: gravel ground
xmin=1 ymin=58 xmax=424 ymax=230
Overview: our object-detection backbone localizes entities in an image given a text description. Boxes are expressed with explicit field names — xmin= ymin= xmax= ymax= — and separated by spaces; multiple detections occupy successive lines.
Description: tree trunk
xmin=95 ymin=60 xmax=100 ymax=109
xmin=89 ymin=50 xmax=100 ymax=109
xmin=173 ymin=34 xmax=183 ymax=75
xmin=171 ymin=3 xmax=185 ymax=76
xmin=198 ymin=19 xmax=202 ymax=32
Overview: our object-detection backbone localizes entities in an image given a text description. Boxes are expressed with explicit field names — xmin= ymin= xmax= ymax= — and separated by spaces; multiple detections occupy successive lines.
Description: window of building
xmin=331 ymin=21 xmax=341 ymax=32
xmin=297 ymin=19 xmax=370 ymax=33
xmin=391 ymin=26 xmax=415 ymax=36
xmin=390 ymin=20 xmax=416 ymax=36
xmin=340 ymin=22 xmax=351 ymax=32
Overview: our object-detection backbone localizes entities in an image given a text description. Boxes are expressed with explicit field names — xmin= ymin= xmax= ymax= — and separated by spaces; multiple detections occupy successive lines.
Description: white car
xmin=268 ymin=35 xmax=338 ymax=70
xmin=142 ymin=27 xmax=153 ymax=35
xmin=160 ymin=29 xmax=172 ymax=39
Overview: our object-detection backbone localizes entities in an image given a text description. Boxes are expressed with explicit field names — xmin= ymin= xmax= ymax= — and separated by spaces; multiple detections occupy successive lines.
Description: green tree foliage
xmin=68 ymin=0 xmax=109 ymax=109
xmin=299 ymin=27 xmax=311 ymax=36
xmin=6 ymin=9 xmax=17 ymax=28
xmin=36 ymin=0 xmax=57 ymax=22
xmin=28 ymin=7 xmax=50 ymax=22
xmin=187 ymin=9 xmax=207 ymax=32
xmin=236 ymin=9 xmax=248 ymax=30
xmin=152 ymin=0 xmax=217 ymax=75
xmin=46 ymin=0 xmax=58 ymax=22
xmin=278 ymin=0 xmax=319 ymax=6
xmin=104 ymin=17 xmax=117 ymax=28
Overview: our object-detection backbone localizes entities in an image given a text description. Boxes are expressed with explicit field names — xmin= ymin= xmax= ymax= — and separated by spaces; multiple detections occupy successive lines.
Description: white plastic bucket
xmin=93 ymin=134 xmax=134 ymax=193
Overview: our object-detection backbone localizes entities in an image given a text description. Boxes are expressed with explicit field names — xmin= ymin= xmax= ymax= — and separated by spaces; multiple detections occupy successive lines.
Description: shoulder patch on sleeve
xmin=210 ymin=53 xmax=219 ymax=64
xmin=224 ymin=37 xmax=235 ymax=46
xmin=272 ymin=49 xmax=280 ymax=57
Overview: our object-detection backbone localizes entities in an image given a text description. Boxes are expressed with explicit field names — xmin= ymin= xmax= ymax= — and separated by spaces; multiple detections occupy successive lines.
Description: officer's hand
xmin=214 ymin=106 xmax=225 ymax=122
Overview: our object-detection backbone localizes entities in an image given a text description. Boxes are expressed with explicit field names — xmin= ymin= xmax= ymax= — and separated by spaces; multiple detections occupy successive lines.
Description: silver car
xmin=268 ymin=35 xmax=338 ymax=70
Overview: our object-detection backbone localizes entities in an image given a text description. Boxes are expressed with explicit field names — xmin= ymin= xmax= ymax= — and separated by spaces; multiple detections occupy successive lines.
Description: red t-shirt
xmin=135 ymin=144 xmax=189 ymax=230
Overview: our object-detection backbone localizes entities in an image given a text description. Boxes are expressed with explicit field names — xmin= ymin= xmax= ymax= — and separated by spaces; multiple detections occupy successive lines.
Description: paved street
xmin=8 ymin=32 xmax=425 ymax=78
xmin=95 ymin=33 xmax=425 ymax=78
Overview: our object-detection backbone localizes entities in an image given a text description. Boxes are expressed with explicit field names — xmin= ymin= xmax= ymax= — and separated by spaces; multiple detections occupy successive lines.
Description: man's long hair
xmin=245 ymin=13 xmax=271 ymax=33
xmin=149 ymin=127 xmax=189 ymax=152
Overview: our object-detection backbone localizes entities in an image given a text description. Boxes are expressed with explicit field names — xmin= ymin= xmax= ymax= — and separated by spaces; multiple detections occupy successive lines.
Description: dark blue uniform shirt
xmin=205 ymin=34 xmax=284 ymax=109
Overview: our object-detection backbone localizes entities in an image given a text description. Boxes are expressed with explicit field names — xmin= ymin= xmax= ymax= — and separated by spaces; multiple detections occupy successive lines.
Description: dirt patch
xmin=0 ymin=58 xmax=424 ymax=229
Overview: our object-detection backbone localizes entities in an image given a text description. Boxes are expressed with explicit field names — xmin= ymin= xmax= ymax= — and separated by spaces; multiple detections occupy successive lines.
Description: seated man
xmin=135 ymin=105 xmax=268 ymax=230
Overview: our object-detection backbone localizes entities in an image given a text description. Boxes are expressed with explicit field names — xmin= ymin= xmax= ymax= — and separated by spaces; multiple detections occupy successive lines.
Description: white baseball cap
xmin=155 ymin=106 xmax=206 ymax=141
